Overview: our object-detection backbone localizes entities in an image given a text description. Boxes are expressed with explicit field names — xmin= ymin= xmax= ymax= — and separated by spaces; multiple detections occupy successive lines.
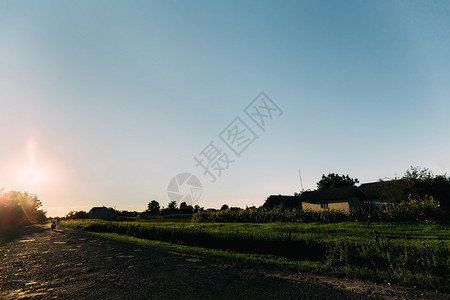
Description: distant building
xmin=300 ymin=186 xmax=368 ymax=211
xmin=263 ymin=195 xmax=301 ymax=209
xmin=264 ymin=179 xmax=450 ymax=211
xmin=89 ymin=207 xmax=114 ymax=220
xmin=359 ymin=181 xmax=389 ymax=208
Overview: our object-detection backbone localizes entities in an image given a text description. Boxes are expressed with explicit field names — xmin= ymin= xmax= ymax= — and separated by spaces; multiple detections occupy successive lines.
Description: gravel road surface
xmin=0 ymin=224 xmax=447 ymax=299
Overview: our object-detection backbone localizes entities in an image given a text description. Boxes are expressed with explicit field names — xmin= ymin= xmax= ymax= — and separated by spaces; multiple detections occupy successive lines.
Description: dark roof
xmin=359 ymin=181 xmax=389 ymax=200
xmin=89 ymin=207 xmax=112 ymax=213
xmin=263 ymin=195 xmax=301 ymax=209
xmin=300 ymin=186 xmax=364 ymax=203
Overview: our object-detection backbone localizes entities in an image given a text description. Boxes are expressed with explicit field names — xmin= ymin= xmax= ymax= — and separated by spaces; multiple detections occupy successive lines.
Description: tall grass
xmin=193 ymin=197 xmax=447 ymax=223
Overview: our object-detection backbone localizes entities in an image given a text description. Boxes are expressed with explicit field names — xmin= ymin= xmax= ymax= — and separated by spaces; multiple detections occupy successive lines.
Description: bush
xmin=192 ymin=197 xmax=448 ymax=224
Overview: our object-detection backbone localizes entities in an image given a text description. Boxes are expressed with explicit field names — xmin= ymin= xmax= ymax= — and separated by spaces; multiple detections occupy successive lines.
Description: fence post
xmin=373 ymin=229 xmax=379 ymax=245
xmin=236 ymin=228 xmax=239 ymax=239
xmin=288 ymin=229 xmax=291 ymax=242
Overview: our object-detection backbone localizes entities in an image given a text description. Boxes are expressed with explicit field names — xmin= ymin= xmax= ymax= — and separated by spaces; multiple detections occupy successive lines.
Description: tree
xmin=384 ymin=166 xmax=450 ymax=208
xmin=193 ymin=204 xmax=203 ymax=213
xmin=147 ymin=200 xmax=160 ymax=215
xmin=0 ymin=189 xmax=47 ymax=230
xmin=316 ymin=173 xmax=359 ymax=190
xmin=179 ymin=202 xmax=193 ymax=213
xmin=65 ymin=210 xmax=89 ymax=219
xmin=220 ymin=204 xmax=229 ymax=211
xmin=167 ymin=200 xmax=177 ymax=210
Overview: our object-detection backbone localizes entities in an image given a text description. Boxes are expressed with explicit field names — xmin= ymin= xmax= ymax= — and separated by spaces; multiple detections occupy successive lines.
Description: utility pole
xmin=299 ymin=170 xmax=304 ymax=192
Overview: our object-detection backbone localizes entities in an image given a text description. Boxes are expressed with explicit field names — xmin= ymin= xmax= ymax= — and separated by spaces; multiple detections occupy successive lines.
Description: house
xmin=300 ymin=186 xmax=368 ymax=211
xmin=89 ymin=207 xmax=114 ymax=220
xmin=263 ymin=195 xmax=301 ymax=209
xmin=359 ymin=181 xmax=389 ymax=208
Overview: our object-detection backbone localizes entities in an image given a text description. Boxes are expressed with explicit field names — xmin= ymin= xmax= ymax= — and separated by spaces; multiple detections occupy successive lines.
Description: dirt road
xmin=0 ymin=225 xmax=446 ymax=299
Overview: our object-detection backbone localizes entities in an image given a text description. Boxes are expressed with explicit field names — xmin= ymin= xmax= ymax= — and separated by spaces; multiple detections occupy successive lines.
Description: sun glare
xmin=15 ymin=138 xmax=48 ymax=188
xmin=18 ymin=166 xmax=46 ymax=187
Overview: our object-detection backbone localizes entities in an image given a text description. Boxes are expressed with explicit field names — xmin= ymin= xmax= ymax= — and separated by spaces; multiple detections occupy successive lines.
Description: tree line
xmin=303 ymin=166 xmax=450 ymax=209
xmin=65 ymin=201 xmax=206 ymax=220
xmin=0 ymin=188 xmax=47 ymax=232
xmin=65 ymin=166 xmax=450 ymax=221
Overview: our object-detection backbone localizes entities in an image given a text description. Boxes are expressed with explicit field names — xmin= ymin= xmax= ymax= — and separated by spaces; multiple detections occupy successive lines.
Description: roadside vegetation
xmin=0 ymin=188 xmax=47 ymax=245
xmin=0 ymin=188 xmax=47 ymax=261
xmin=61 ymin=167 xmax=450 ymax=291
xmin=0 ymin=188 xmax=47 ymax=228
xmin=193 ymin=195 xmax=447 ymax=223
xmin=62 ymin=219 xmax=449 ymax=292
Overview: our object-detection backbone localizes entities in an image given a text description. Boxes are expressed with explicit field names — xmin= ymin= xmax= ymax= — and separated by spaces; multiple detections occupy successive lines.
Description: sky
xmin=1 ymin=1 xmax=449 ymax=217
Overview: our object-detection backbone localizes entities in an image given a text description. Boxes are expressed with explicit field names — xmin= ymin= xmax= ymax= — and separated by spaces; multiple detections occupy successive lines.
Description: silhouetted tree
xmin=317 ymin=173 xmax=359 ymax=190
xmin=0 ymin=189 xmax=46 ymax=230
xmin=180 ymin=202 xmax=194 ymax=213
xmin=384 ymin=166 xmax=450 ymax=209
xmin=193 ymin=204 xmax=203 ymax=213
xmin=220 ymin=204 xmax=229 ymax=210
xmin=167 ymin=201 xmax=177 ymax=210
xmin=147 ymin=200 xmax=160 ymax=215
xmin=65 ymin=210 xmax=89 ymax=219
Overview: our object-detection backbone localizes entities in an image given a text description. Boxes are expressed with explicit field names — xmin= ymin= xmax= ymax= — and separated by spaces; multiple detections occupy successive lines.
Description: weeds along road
xmin=0 ymin=224 xmax=445 ymax=300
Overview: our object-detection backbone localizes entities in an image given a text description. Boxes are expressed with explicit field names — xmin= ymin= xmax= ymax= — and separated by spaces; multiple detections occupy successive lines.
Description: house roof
xmin=89 ymin=207 xmax=112 ymax=213
xmin=359 ymin=181 xmax=389 ymax=200
xmin=263 ymin=195 xmax=301 ymax=209
xmin=300 ymin=186 xmax=364 ymax=203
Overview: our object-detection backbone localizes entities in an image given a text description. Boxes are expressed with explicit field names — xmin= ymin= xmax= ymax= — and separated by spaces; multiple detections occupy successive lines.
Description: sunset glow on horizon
xmin=1 ymin=1 xmax=449 ymax=217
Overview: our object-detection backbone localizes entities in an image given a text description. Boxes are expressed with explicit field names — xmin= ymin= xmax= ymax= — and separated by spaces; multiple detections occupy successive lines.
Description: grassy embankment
xmin=62 ymin=219 xmax=449 ymax=292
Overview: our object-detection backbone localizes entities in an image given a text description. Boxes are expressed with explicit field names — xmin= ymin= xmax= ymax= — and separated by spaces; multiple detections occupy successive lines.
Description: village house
xmin=359 ymin=181 xmax=389 ymax=208
xmin=89 ymin=207 xmax=114 ymax=220
xmin=265 ymin=178 xmax=449 ymax=212
xmin=300 ymin=186 xmax=369 ymax=211
xmin=263 ymin=195 xmax=301 ymax=209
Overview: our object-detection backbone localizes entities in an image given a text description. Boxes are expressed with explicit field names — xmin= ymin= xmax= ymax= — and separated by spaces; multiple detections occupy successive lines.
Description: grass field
xmin=62 ymin=219 xmax=450 ymax=292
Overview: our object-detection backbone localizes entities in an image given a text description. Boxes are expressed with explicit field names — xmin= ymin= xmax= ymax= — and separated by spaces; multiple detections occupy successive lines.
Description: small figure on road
xmin=51 ymin=219 xmax=57 ymax=231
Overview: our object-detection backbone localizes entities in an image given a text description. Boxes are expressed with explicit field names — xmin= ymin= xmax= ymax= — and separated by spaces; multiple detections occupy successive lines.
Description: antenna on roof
xmin=298 ymin=170 xmax=304 ymax=192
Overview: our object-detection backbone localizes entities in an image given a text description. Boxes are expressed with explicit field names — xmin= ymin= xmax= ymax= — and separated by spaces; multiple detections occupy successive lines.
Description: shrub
xmin=192 ymin=197 xmax=448 ymax=224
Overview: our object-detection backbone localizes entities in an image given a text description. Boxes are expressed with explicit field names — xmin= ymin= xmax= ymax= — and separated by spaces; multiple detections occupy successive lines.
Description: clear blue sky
xmin=1 ymin=1 xmax=449 ymax=216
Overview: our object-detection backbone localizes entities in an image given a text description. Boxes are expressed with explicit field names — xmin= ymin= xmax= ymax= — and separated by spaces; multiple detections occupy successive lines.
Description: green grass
xmin=62 ymin=219 xmax=449 ymax=247
xmin=87 ymin=231 xmax=323 ymax=270
xmin=62 ymin=219 xmax=450 ymax=292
